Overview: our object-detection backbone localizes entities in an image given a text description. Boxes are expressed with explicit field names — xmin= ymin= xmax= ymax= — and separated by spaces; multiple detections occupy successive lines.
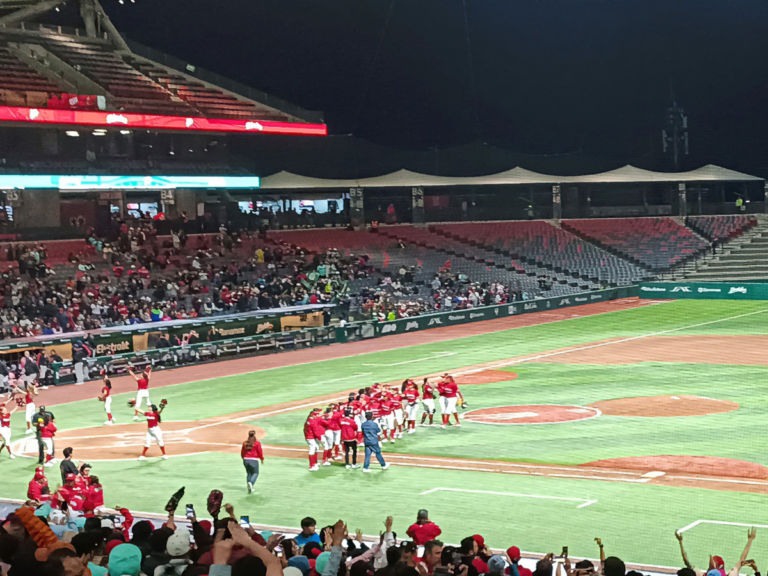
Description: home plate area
xmin=463 ymin=405 xmax=601 ymax=425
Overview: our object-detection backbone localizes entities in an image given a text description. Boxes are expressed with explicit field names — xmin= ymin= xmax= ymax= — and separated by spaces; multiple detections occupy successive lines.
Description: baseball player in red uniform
xmin=135 ymin=402 xmax=168 ymax=460
xmin=420 ymin=378 xmax=436 ymax=426
xmin=128 ymin=366 xmax=152 ymax=421
xmin=306 ymin=408 xmax=326 ymax=471
xmin=403 ymin=381 xmax=420 ymax=433
xmin=439 ymin=374 xmax=461 ymax=428
xmin=40 ymin=415 xmax=57 ymax=466
xmin=0 ymin=401 xmax=18 ymax=458
xmin=328 ymin=404 xmax=343 ymax=460
xmin=98 ymin=371 xmax=114 ymax=425
xmin=390 ymin=388 xmax=405 ymax=438
xmin=380 ymin=393 xmax=397 ymax=443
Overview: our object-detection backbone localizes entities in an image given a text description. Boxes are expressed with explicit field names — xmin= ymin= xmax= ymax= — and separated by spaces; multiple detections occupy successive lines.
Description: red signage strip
xmin=0 ymin=105 xmax=327 ymax=136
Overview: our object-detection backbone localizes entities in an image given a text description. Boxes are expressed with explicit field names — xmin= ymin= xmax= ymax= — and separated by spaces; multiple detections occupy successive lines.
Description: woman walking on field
xmin=241 ymin=430 xmax=264 ymax=493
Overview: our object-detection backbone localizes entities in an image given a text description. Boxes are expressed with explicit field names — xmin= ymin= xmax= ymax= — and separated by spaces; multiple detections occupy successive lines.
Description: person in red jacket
xmin=40 ymin=415 xmax=57 ymax=466
xmin=406 ymin=509 xmax=442 ymax=546
xmin=339 ymin=409 xmax=360 ymax=470
xmin=241 ymin=429 xmax=264 ymax=493
xmin=27 ymin=466 xmax=47 ymax=502
xmin=304 ymin=408 xmax=324 ymax=472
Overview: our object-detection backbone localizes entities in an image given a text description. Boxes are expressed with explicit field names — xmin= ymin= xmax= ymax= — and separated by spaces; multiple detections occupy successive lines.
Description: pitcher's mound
xmin=582 ymin=455 xmax=768 ymax=479
xmin=458 ymin=370 xmax=518 ymax=385
xmin=590 ymin=395 xmax=738 ymax=417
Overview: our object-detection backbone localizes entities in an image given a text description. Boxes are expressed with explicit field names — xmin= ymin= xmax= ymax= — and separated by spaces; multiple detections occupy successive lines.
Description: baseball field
xmin=4 ymin=297 xmax=768 ymax=570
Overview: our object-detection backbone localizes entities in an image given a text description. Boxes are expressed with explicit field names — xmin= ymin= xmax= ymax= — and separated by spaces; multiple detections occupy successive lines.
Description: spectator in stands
xmin=406 ymin=510 xmax=441 ymax=546
xmin=295 ymin=517 xmax=321 ymax=547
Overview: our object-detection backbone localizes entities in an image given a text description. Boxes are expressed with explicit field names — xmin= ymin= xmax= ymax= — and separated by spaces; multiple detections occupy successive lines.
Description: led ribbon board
xmin=0 ymin=175 xmax=261 ymax=190
xmin=0 ymin=106 xmax=327 ymax=136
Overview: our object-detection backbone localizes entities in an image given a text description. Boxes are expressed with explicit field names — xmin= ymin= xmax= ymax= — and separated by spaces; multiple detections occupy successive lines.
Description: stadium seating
xmin=561 ymin=218 xmax=709 ymax=271
xmin=686 ymin=215 xmax=757 ymax=242
xmin=0 ymin=47 xmax=62 ymax=94
xmin=430 ymin=221 xmax=650 ymax=286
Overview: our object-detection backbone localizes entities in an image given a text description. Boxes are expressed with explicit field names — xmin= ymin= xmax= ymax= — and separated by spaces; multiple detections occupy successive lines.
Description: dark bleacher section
xmin=126 ymin=56 xmax=285 ymax=121
xmin=430 ymin=221 xmax=649 ymax=286
xmin=34 ymin=34 xmax=197 ymax=116
xmin=561 ymin=218 xmax=709 ymax=272
xmin=0 ymin=47 xmax=62 ymax=94
xmin=686 ymin=215 xmax=757 ymax=242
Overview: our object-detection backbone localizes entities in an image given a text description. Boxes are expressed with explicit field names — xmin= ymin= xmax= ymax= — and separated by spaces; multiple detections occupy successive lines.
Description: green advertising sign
xmin=639 ymin=282 xmax=768 ymax=300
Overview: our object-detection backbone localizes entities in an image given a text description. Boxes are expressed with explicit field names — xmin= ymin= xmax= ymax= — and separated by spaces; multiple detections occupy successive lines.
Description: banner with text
xmin=639 ymin=282 xmax=768 ymax=300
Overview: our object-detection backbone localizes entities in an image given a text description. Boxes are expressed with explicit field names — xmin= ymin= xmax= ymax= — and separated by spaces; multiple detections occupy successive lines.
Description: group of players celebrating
xmin=303 ymin=373 xmax=465 ymax=471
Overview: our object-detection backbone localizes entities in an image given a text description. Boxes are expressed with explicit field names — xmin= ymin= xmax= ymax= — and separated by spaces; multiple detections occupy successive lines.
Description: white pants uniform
xmin=74 ymin=362 xmax=85 ymax=384
xmin=306 ymin=438 xmax=319 ymax=455
xmin=405 ymin=403 xmax=420 ymax=421
xmin=42 ymin=437 xmax=54 ymax=456
xmin=394 ymin=409 xmax=404 ymax=426
xmin=145 ymin=427 xmax=164 ymax=447
xmin=422 ymin=398 xmax=436 ymax=414
xmin=39 ymin=366 xmax=47 ymax=381
xmin=381 ymin=413 xmax=395 ymax=430
xmin=321 ymin=430 xmax=333 ymax=450
xmin=104 ymin=397 xmax=112 ymax=414
xmin=25 ymin=402 xmax=35 ymax=424
xmin=135 ymin=389 xmax=151 ymax=410
xmin=440 ymin=396 xmax=458 ymax=415
xmin=0 ymin=426 xmax=10 ymax=446
xmin=333 ymin=430 xmax=341 ymax=446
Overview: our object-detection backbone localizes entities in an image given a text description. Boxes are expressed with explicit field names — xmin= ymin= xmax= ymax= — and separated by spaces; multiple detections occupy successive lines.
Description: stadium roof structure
xmin=260 ymin=164 xmax=763 ymax=190
xmin=0 ymin=0 xmax=326 ymax=135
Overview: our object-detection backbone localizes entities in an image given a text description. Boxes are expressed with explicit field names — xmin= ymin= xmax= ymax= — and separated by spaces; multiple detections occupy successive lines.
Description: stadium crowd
xmin=0 ymin=469 xmax=759 ymax=576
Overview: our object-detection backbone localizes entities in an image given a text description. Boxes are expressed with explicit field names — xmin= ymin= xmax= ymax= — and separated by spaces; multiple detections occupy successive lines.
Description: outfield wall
xmin=639 ymin=282 xmax=768 ymax=300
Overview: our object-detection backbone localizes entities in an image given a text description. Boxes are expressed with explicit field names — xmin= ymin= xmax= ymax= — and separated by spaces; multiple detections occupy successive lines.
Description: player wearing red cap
xmin=40 ymin=414 xmax=56 ymax=466
xmin=438 ymin=374 xmax=461 ymax=428
xmin=128 ymin=366 xmax=152 ymax=421
xmin=135 ymin=402 xmax=168 ymax=460
xmin=304 ymin=408 xmax=323 ymax=471
xmin=28 ymin=466 xmax=49 ymax=503
xmin=420 ymin=378 xmax=436 ymax=427
xmin=403 ymin=381 xmax=420 ymax=434
xmin=97 ymin=371 xmax=114 ymax=425
xmin=0 ymin=401 xmax=18 ymax=459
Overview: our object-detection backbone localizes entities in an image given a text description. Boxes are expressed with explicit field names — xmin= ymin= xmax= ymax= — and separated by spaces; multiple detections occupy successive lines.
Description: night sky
xmin=94 ymin=1 xmax=768 ymax=175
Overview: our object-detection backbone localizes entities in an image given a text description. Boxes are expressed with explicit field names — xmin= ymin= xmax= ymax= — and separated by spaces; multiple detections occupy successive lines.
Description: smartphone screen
xmin=240 ymin=516 xmax=250 ymax=528
xmin=186 ymin=505 xmax=194 ymax=519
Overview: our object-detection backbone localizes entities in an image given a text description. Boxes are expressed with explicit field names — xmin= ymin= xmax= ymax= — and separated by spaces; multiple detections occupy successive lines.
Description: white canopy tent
xmin=260 ymin=164 xmax=762 ymax=190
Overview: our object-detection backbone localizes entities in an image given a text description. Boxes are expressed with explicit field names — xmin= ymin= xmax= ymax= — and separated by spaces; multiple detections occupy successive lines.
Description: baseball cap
xmin=198 ymin=519 xmax=213 ymax=534
xmin=506 ymin=547 xmax=521 ymax=561
xmin=65 ymin=473 xmax=76 ymax=482
xmin=473 ymin=535 xmax=485 ymax=548
xmin=101 ymin=518 xmax=114 ymax=529
xmin=109 ymin=543 xmax=142 ymax=576
xmin=713 ymin=557 xmax=725 ymax=569
xmin=488 ymin=555 xmax=507 ymax=574
xmin=105 ymin=539 xmax=124 ymax=556
xmin=316 ymin=551 xmax=331 ymax=574
xmin=166 ymin=529 xmax=191 ymax=557
xmin=285 ymin=568 xmax=305 ymax=576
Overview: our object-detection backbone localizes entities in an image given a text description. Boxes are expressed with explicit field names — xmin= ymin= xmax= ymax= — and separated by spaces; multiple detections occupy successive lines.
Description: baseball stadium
xmin=1 ymin=3 xmax=768 ymax=576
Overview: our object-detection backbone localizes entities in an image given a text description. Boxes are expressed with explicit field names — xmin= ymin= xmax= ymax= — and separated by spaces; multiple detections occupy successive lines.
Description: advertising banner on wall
xmin=639 ymin=282 xmax=768 ymax=300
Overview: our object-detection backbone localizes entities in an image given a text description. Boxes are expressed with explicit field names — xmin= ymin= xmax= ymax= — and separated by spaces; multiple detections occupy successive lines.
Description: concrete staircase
xmin=670 ymin=215 xmax=768 ymax=281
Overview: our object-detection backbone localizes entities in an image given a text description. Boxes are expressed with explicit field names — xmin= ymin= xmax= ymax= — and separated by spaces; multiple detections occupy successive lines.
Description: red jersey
xmin=25 ymin=391 xmax=33 ymax=404
xmin=380 ymin=400 xmax=394 ymax=416
xmin=422 ymin=384 xmax=434 ymax=399
xmin=102 ymin=385 xmax=111 ymax=398
xmin=339 ymin=417 xmax=358 ymax=442
xmin=137 ymin=377 xmax=149 ymax=391
xmin=405 ymin=389 xmax=419 ymax=404
xmin=87 ymin=484 xmax=104 ymax=509
xmin=145 ymin=411 xmax=160 ymax=428
xmin=40 ymin=422 xmax=56 ymax=438
xmin=303 ymin=419 xmax=315 ymax=440
xmin=328 ymin=411 xmax=342 ymax=432
xmin=309 ymin=417 xmax=327 ymax=439
xmin=241 ymin=440 xmax=264 ymax=460
xmin=347 ymin=400 xmax=363 ymax=415
xmin=368 ymin=401 xmax=381 ymax=419
xmin=406 ymin=521 xmax=443 ymax=546
xmin=442 ymin=381 xmax=458 ymax=398
xmin=28 ymin=479 xmax=43 ymax=501
xmin=0 ymin=413 xmax=10 ymax=427
xmin=390 ymin=393 xmax=403 ymax=406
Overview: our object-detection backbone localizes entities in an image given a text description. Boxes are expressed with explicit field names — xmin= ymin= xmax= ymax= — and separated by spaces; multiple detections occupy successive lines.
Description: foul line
xmin=677 ymin=520 xmax=768 ymax=535
xmin=420 ymin=487 xmax=597 ymax=508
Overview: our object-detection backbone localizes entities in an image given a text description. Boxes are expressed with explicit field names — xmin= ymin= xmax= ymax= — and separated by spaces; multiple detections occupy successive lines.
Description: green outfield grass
xmin=3 ymin=299 xmax=768 ymax=568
